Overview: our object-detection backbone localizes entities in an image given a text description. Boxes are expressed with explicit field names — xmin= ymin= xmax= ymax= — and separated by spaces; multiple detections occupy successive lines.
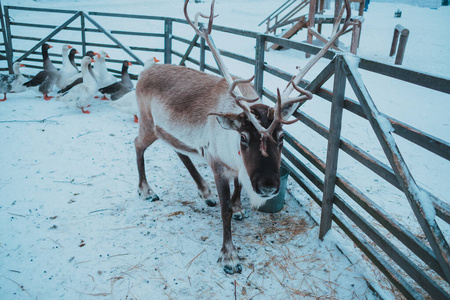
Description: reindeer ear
xmin=267 ymin=107 xmax=275 ymax=120
xmin=215 ymin=114 xmax=242 ymax=131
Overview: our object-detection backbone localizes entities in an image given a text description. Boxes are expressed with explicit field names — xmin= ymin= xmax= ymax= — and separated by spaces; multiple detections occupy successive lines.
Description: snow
xmin=1 ymin=0 xmax=449 ymax=299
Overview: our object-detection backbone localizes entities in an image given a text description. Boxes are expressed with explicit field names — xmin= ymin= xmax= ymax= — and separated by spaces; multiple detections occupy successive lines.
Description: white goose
xmin=57 ymin=56 xmax=97 ymax=114
xmin=56 ymin=45 xmax=78 ymax=90
xmin=109 ymin=57 xmax=160 ymax=123
xmin=10 ymin=62 xmax=27 ymax=93
xmin=95 ymin=51 xmax=116 ymax=100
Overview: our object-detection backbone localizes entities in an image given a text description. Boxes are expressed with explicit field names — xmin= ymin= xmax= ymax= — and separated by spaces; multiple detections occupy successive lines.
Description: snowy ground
xmin=0 ymin=92 xmax=386 ymax=299
xmin=1 ymin=0 xmax=449 ymax=299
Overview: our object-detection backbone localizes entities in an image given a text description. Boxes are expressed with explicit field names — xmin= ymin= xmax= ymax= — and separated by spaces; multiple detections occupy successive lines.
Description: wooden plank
xmin=319 ymin=55 xmax=346 ymax=239
xmin=343 ymin=55 xmax=450 ymax=283
xmin=179 ymin=34 xmax=200 ymax=66
xmin=199 ymin=37 xmax=205 ymax=72
xmin=80 ymin=13 xmax=86 ymax=56
xmin=5 ymin=5 xmax=78 ymax=14
xmin=87 ymin=11 xmax=166 ymax=21
xmin=8 ymin=22 xmax=165 ymax=38
xmin=285 ymin=131 xmax=447 ymax=280
xmin=270 ymin=16 xmax=306 ymax=50
xmin=284 ymin=149 xmax=434 ymax=299
xmin=1 ymin=5 xmax=11 ymax=73
xmin=282 ymin=98 xmax=450 ymax=225
xmin=265 ymin=80 xmax=450 ymax=226
xmin=358 ymin=58 xmax=450 ymax=94
xmin=82 ymin=13 xmax=144 ymax=66
xmin=164 ymin=18 xmax=172 ymax=65
xmin=312 ymin=83 xmax=450 ymax=161
xmin=254 ymin=34 xmax=265 ymax=97
xmin=307 ymin=27 xmax=342 ymax=51
xmin=14 ymin=11 xmax=81 ymax=64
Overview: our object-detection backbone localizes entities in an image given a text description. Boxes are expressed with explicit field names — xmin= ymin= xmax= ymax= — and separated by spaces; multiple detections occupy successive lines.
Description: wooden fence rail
xmin=2 ymin=5 xmax=449 ymax=299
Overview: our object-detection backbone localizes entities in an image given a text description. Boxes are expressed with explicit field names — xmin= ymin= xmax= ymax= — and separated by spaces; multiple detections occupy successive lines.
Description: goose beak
xmin=68 ymin=45 xmax=72 ymax=49
xmin=128 ymin=62 xmax=132 ymax=66
xmin=106 ymin=54 xmax=110 ymax=58
xmin=97 ymin=53 xmax=101 ymax=58
xmin=20 ymin=64 xmax=25 ymax=67
xmin=154 ymin=57 xmax=160 ymax=63
xmin=76 ymin=50 xmax=79 ymax=54
xmin=48 ymin=45 xmax=53 ymax=48
xmin=91 ymin=58 xmax=95 ymax=63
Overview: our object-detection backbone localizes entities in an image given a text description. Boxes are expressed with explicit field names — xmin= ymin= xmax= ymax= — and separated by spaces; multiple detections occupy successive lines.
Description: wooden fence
xmin=2 ymin=5 xmax=450 ymax=299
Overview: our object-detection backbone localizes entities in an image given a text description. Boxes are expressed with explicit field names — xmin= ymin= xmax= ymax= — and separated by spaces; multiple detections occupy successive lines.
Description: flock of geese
xmin=0 ymin=43 xmax=160 ymax=122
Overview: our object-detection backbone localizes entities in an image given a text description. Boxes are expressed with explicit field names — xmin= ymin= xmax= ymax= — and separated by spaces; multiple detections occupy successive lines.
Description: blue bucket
xmin=257 ymin=166 xmax=290 ymax=213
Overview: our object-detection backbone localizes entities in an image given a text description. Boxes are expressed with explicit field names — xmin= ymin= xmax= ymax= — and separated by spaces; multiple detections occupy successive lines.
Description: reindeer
xmin=135 ymin=0 xmax=351 ymax=274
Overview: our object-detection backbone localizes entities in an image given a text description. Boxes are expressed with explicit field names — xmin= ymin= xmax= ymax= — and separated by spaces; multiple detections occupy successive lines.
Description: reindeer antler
xmin=185 ymin=0 xmax=352 ymax=144
xmin=184 ymin=0 xmax=269 ymax=136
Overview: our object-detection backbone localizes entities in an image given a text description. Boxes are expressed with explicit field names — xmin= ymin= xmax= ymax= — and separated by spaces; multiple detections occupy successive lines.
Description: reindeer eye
xmin=277 ymin=132 xmax=284 ymax=146
xmin=240 ymin=133 xmax=249 ymax=145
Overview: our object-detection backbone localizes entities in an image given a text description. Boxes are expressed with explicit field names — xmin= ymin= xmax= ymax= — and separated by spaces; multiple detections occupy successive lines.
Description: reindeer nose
xmin=255 ymin=178 xmax=280 ymax=197
xmin=258 ymin=186 xmax=278 ymax=196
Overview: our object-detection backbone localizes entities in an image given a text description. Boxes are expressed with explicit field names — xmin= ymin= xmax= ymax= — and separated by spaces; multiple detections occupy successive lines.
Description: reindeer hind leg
xmin=176 ymin=152 xmax=216 ymax=207
xmin=135 ymin=128 xmax=159 ymax=201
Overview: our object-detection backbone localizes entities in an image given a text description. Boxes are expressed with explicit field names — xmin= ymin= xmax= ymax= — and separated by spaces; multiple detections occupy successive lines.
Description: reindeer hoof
xmin=232 ymin=210 xmax=248 ymax=221
xmin=146 ymin=194 xmax=160 ymax=202
xmin=205 ymin=199 xmax=217 ymax=207
xmin=218 ymin=248 xmax=241 ymax=274
xmin=138 ymin=188 xmax=160 ymax=202
xmin=223 ymin=263 xmax=242 ymax=274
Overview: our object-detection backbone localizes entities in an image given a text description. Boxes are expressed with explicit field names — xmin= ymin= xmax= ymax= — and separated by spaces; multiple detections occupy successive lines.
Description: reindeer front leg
xmin=231 ymin=178 xmax=247 ymax=220
xmin=212 ymin=163 xmax=242 ymax=274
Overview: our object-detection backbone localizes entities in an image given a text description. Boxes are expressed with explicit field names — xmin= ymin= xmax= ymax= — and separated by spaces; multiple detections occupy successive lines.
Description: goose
xmin=110 ymin=90 xmax=139 ymax=123
xmin=109 ymin=57 xmax=160 ymax=122
xmin=0 ymin=63 xmax=25 ymax=101
xmin=69 ymin=48 xmax=79 ymax=72
xmin=57 ymin=56 xmax=97 ymax=114
xmin=56 ymin=45 xmax=78 ymax=90
xmin=23 ymin=43 xmax=58 ymax=100
xmin=94 ymin=51 xmax=117 ymax=100
xmin=98 ymin=60 xmax=133 ymax=101
xmin=57 ymin=50 xmax=97 ymax=94
xmin=143 ymin=57 xmax=160 ymax=70
xmin=10 ymin=62 xmax=27 ymax=94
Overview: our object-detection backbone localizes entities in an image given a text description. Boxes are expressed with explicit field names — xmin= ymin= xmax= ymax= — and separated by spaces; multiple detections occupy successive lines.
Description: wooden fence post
xmin=390 ymin=24 xmax=409 ymax=65
xmin=350 ymin=17 xmax=362 ymax=55
xmin=80 ymin=12 xmax=86 ymax=56
xmin=3 ymin=5 xmax=13 ymax=73
xmin=319 ymin=55 xmax=345 ymax=240
xmin=305 ymin=0 xmax=317 ymax=58
xmin=0 ymin=1 xmax=9 ymax=71
xmin=164 ymin=18 xmax=172 ymax=65
xmin=254 ymin=34 xmax=266 ymax=98
xmin=200 ymin=36 xmax=205 ymax=71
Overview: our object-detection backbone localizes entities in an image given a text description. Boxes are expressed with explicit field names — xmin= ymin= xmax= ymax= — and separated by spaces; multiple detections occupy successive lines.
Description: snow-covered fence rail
xmin=2 ymin=6 xmax=449 ymax=299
